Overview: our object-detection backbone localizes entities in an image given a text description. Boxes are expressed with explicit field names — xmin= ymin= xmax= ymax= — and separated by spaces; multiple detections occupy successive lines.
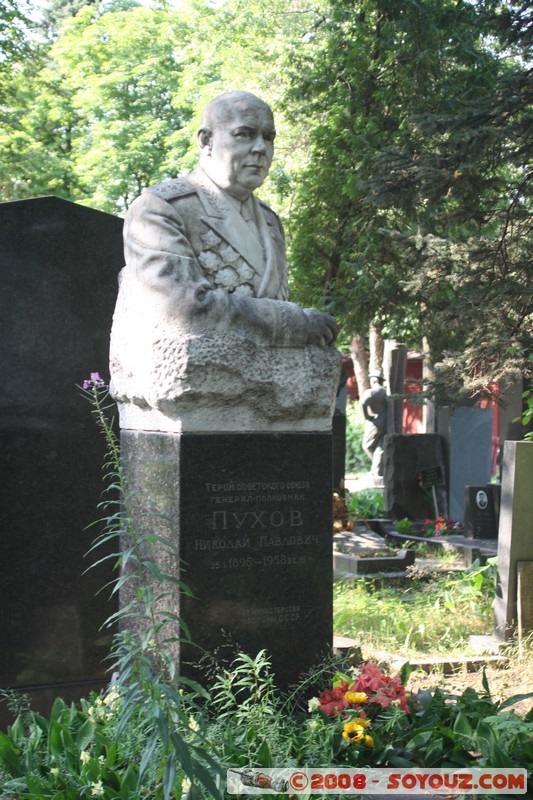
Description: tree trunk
xmin=369 ymin=322 xmax=384 ymax=377
xmin=350 ymin=334 xmax=370 ymax=398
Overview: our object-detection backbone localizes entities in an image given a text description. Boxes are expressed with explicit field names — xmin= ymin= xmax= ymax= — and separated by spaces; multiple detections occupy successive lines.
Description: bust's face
xmin=199 ymin=98 xmax=276 ymax=200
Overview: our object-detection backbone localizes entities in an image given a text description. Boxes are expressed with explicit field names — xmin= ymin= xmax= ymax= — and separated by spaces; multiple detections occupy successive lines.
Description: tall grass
xmin=334 ymin=561 xmax=496 ymax=658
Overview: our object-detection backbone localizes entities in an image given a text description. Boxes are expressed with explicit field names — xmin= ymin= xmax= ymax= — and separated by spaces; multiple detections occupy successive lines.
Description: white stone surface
xmin=109 ymin=91 xmax=342 ymax=432
xmin=111 ymin=322 xmax=342 ymax=433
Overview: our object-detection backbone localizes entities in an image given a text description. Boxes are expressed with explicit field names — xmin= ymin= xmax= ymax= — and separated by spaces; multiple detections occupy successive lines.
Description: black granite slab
xmin=120 ymin=431 xmax=333 ymax=689
xmin=383 ymin=433 xmax=447 ymax=520
xmin=0 ymin=197 xmax=122 ymax=720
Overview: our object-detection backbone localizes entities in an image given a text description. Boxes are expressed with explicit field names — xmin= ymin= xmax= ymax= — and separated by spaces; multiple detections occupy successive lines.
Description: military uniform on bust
xmin=127 ymin=167 xmax=289 ymax=303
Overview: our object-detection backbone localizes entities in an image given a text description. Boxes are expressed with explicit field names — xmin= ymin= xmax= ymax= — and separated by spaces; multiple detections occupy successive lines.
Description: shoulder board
xmin=146 ymin=177 xmax=197 ymax=201
xmin=257 ymin=198 xmax=280 ymax=219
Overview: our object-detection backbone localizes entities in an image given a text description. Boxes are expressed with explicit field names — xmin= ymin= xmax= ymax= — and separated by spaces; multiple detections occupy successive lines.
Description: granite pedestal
xmin=121 ymin=430 xmax=333 ymax=688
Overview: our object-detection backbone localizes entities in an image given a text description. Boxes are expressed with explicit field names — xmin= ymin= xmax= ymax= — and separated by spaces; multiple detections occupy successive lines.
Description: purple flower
xmin=82 ymin=372 xmax=107 ymax=390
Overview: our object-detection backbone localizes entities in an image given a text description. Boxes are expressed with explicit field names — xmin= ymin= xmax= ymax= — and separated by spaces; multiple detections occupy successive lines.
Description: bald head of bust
xmin=197 ymin=91 xmax=276 ymax=200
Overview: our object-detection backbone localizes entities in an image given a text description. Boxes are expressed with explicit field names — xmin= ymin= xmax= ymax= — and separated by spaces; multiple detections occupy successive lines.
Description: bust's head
xmin=197 ymin=91 xmax=276 ymax=201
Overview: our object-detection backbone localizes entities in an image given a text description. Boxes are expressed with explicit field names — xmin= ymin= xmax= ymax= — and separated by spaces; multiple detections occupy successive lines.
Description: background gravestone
xmin=494 ymin=441 xmax=533 ymax=640
xmin=464 ymin=485 xmax=500 ymax=540
xmin=0 ymin=197 xmax=122 ymax=722
xmin=383 ymin=433 xmax=447 ymax=520
xmin=437 ymin=406 xmax=493 ymax=521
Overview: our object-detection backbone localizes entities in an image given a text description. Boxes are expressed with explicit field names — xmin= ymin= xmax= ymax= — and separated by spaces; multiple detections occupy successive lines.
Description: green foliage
xmin=3 ymin=651 xmax=532 ymax=798
xmin=39 ymin=0 xmax=103 ymax=40
xmin=0 ymin=683 xmax=223 ymax=800
xmin=49 ymin=5 xmax=196 ymax=210
xmin=345 ymin=400 xmax=371 ymax=474
xmin=345 ymin=489 xmax=384 ymax=521
xmin=395 ymin=518 xmax=415 ymax=535
xmin=285 ymin=0 xmax=532 ymax=401
xmin=515 ymin=388 xmax=533 ymax=441
xmin=374 ymin=684 xmax=533 ymax=774
xmin=0 ymin=0 xmax=530 ymax=400
xmin=209 ymin=651 xmax=277 ymax=723
xmin=0 ymin=0 xmax=325 ymax=213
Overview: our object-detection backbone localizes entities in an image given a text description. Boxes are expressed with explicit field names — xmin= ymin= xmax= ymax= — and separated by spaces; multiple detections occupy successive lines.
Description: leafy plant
xmin=395 ymin=518 xmax=414 ymax=535
xmin=345 ymin=489 xmax=384 ymax=521
xmin=514 ymin=387 xmax=533 ymax=441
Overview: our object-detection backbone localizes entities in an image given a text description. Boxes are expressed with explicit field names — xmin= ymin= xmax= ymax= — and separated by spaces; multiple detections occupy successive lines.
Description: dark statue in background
xmin=362 ymin=374 xmax=387 ymax=486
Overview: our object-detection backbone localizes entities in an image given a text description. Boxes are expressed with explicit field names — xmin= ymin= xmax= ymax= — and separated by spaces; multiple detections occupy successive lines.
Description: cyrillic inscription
xmin=194 ymin=476 xmax=318 ymax=573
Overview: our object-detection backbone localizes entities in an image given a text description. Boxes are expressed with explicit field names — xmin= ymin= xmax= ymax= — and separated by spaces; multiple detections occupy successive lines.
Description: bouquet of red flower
xmin=420 ymin=516 xmax=463 ymax=536
xmin=308 ymin=662 xmax=409 ymax=753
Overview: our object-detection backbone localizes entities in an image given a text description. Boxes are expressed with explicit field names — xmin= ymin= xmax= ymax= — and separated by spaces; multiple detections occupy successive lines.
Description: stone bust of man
xmin=110 ymin=91 xmax=341 ymax=431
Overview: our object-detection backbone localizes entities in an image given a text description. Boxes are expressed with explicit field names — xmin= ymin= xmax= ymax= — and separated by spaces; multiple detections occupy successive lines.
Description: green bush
xmin=2 ymin=652 xmax=532 ymax=800
xmin=345 ymin=488 xmax=384 ymax=520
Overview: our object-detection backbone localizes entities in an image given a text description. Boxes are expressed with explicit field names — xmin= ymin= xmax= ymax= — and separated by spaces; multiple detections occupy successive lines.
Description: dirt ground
xmin=402 ymin=649 xmax=533 ymax=718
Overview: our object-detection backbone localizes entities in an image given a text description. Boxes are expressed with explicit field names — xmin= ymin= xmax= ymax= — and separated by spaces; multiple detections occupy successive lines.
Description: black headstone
xmin=383 ymin=433 xmax=447 ymax=520
xmin=0 ymin=197 xmax=122 ymax=720
xmin=464 ymin=485 xmax=499 ymax=539
xmin=332 ymin=409 xmax=346 ymax=494
xmin=120 ymin=430 xmax=333 ymax=689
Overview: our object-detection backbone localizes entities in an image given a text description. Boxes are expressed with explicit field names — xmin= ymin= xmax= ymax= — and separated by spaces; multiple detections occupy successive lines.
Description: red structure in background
xmin=481 ymin=389 xmax=501 ymax=476
xmin=403 ymin=351 xmax=424 ymax=434
xmin=343 ymin=354 xmax=359 ymax=401
xmin=343 ymin=350 xmax=424 ymax=431
xmin=343 ymin=351 xmax=500 ymax=472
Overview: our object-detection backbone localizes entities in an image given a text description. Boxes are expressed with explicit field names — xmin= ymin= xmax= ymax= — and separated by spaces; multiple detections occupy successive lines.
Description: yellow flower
xmin=50 ymin=767 xmax=60 ymax=777
xmin=345 ymin=691 xmax=368 ymax=705
xmin=363 ymin=734 xmax=375 ymax=748
xmin=188 ymin=715 xmax=200 ymax=733
xmin=342 ymin=717 xmax=370 ymax=743
xmin=103 ymin=687 xmax=120 ymax=710
xmin=80 ymin=750 xmax=91 ymax=764
xmin=90 ymin=780 xmax=104 ymax=797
